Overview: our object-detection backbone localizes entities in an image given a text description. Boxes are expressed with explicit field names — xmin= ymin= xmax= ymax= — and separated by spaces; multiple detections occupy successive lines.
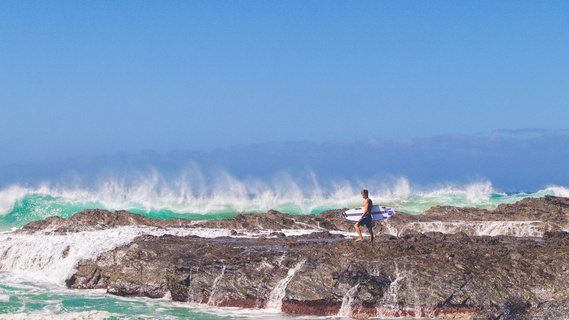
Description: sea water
xmin=1 ymin=170 xmax=568 ymax=319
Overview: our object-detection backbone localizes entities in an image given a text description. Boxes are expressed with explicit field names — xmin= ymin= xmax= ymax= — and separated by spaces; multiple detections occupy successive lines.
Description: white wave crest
xmin=0 ymin=167 xmax=566 ymax=219
xmin=0 ymin=168 xmax=417 ymax=217
xmin=0 ymin=185 xmax=29 ymax=216
xmin=541 ymin=185 xmax=569 ymax=198
xmin=419 ymin=180 xmax=496 ymax=205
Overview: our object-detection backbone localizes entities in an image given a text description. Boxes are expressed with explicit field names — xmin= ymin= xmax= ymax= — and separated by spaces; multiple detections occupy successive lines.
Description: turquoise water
xmin=0 ymin=272 xmax=300 ymax=320
xmin=2 ymin=177 xmax=567 ymax=232
xmin=1 ymin=175 xmax=568 ymax=319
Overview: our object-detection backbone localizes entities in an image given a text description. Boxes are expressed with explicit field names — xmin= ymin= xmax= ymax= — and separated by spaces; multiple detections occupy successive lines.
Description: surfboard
xmin=342 ymin=205 xmax=396 ymax=222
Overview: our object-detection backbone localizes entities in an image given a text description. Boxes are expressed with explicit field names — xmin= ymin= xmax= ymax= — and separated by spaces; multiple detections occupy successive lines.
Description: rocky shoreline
xmin=15 ymin=196 xmax=569 ymax=319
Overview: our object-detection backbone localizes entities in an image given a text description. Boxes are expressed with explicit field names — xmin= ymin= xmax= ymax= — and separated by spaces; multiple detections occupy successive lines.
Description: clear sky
xmin=1 ymin=1 xmax=568 ymax=165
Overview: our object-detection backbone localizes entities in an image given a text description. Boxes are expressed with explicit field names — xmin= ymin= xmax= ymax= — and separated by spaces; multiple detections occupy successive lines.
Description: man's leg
xmin=367 ymin=226 xmax=374 ymax=243
xmin=354 ymin=222 xmax=364 ymax=241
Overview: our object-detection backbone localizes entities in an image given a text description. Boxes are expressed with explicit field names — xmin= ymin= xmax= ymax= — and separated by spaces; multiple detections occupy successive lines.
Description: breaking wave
xmin=0 ymin=167 xmax=567 ymax=231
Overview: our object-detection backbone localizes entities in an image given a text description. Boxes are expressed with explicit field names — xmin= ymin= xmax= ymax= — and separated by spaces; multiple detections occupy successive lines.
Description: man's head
xmin=361 ymin=189 xmax=368 ymax=198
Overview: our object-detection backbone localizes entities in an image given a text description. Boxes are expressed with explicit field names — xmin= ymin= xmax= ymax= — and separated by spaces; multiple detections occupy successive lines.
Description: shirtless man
xmin=355 ymin=189 xmax=374 ymax=242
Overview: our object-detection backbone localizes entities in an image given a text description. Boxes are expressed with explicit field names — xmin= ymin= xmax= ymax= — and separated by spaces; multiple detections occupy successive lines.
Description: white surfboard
xmin=342 ymin=205 xmax=396 ymax=222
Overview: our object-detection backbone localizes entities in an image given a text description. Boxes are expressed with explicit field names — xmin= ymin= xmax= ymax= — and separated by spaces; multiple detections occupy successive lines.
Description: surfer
xmin=355 ymin=189 xmax=374 ymax=242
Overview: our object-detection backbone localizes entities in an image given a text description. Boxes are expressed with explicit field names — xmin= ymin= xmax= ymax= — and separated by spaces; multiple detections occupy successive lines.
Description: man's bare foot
xmin=355 ymin=238 xmax=363 ymax=242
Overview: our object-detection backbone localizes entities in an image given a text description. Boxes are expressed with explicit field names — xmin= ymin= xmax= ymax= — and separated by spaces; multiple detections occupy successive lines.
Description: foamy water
xmin=2 ymin=170 xmax=567 ymax=230
xmin=384 ymin=220 xmax=550 ymax=237
xmin=0 ymin=226 xmax=337 ymax=286
xmin=266 ymin=259 xmax=307 ymax=312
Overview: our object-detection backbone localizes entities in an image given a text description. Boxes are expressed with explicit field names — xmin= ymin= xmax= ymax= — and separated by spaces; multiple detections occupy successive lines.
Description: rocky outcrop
xmin=20 ymin=196 xmax=569 ymax=318
xmin=16 ymin=209 xmax=197 ymax=233
xmin=377 ymin=195 xmax=569 ymax=238
xmin=65 ymin=229 xmax=569 ymax=319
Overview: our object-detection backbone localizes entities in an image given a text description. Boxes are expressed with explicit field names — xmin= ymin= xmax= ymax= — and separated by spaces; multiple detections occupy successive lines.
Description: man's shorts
xmin=357 ymin=215 xmax=372 ymax=228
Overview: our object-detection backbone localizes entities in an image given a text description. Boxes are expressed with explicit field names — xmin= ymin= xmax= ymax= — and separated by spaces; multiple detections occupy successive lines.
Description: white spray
xmin=337 ymin=284 xmax=359 ymax=317
xmin=266 ymin=259 xmax=306 ymax=312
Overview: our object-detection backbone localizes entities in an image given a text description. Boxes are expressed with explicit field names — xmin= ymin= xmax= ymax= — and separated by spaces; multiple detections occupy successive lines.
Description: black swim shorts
xmin=357 ymin=215 xmax=372 ymax=228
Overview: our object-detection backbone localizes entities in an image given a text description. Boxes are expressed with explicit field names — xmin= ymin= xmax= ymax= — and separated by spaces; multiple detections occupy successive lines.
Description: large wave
xmin=1 ymin=166 xmax=568 ymax=231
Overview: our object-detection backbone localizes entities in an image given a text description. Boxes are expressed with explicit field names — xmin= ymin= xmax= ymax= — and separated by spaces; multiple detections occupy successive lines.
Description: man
xmin=355 ymin=189 xmax=374 ymax=242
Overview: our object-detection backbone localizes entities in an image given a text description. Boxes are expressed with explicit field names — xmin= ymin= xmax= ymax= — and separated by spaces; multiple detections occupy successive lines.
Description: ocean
xmin=1 ymin=169 xmax=568 ymax=319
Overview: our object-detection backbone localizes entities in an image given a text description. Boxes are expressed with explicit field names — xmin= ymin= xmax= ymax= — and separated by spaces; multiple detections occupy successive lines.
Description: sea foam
xmin=0 ymin=225 xmax=330 ymax=286
xmin=1 ymin=167 xmax=568 ymax=229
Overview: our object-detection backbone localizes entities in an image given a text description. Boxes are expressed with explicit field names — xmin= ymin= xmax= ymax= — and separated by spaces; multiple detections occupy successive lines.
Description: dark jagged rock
xmin=17 ymin=209 xmax=195 ymax=233
xmin=17 ymin=208 xmax=353 ymax=234
xmin=65 ymin=230 xmax=569 ymax=318
xmin=17 ymin=196 xmax=569 ymax=318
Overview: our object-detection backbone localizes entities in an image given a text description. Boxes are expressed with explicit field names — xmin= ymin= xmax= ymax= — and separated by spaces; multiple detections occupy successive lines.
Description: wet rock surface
xmin=21 ymin=196 xmax=569 ymax=318
xmin=379 ymin=195 xmax=569 ymax=238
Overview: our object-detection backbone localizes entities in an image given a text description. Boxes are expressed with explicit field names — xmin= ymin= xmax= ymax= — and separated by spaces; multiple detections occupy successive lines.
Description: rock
xmin=17 ymin=196 xmax=569 ymax=318
xmin=66 ymin=228 xmax=569 ymax=318
xmin=381 ymin=196 xmax=569 ymax=238
xmin=17 ymin=209 xmax=195 ymax=234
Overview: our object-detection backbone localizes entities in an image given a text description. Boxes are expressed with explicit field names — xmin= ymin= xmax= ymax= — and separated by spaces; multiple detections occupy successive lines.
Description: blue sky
xmin=1 ymin=1 xmax=568 ymax=175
